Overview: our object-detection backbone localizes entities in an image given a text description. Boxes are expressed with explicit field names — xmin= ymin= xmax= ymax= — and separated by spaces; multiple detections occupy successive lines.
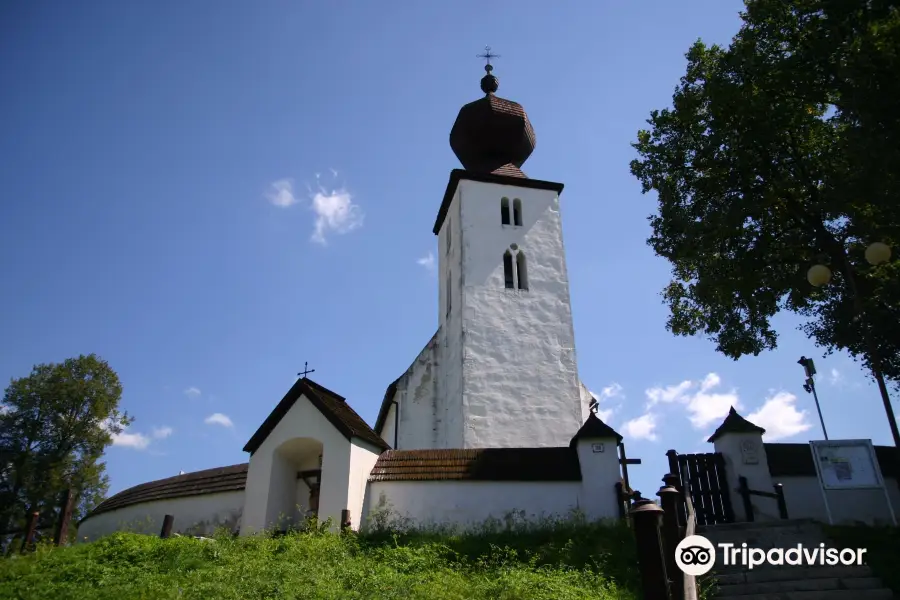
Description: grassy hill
xmin=0 ymin=518 xmax=641 ymax=600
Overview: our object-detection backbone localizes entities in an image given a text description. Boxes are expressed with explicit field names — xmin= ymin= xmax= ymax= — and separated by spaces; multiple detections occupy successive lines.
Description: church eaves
xmin=243 ymin=377 xmax=389 ymax=455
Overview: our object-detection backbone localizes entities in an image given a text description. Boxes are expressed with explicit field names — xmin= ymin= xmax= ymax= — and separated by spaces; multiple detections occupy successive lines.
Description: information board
xmin=811 ymin=440 xmax=881 ymax=489
xmin=809 ymin=439 xmax=896 ymax=525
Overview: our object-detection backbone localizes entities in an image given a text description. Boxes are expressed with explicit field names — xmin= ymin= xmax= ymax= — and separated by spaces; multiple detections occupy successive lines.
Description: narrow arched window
xmin=446 ymin=217 xmax=451 ymax=254
xmin=516 ymin=252 xmax=528 ymax=290
xmin=513 ymin=198 xmax=523 ymax=226
xmin=503 ymin=251 xmax=514 ymax=289
xmin=446 ymin=271 xmax=452 ymax=316
xmin=500 ymin=197 xmax=510 ymax=225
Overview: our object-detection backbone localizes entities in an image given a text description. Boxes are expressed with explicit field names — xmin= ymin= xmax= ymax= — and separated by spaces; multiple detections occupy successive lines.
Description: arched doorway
xmin=271 ymin=437 xmax=325 ymax=532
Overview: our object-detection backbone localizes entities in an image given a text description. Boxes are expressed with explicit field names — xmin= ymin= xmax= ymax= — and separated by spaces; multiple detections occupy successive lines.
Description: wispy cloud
xmin=642 ymin=372 xmax=813 ymax=443
xmin=110 ymin=429 xmax=151 ymax=450
xmin=747 ymin=391 xmax=812 ymax=441
xmin=152 ymin=426 xmax=174 ymax=439
xmin=646 ymin=373 xmax=740 ymax=429
xmin=827 ymin=368 xmax=843 ymax=386
xmin=417 ymin=252 xmax=436 ymax=273
xmin=621 ymin=412 xmax=658 ymax=441
xmin=309 ymin=183 xmax=363 ymax=245
xmin=106 ymin=422 xmax=174 ymax=451
xmin=266 ymin=179 xmax=298 ymax=207
xmin=266 ymin=172 xmax=364 ymax=245
xmin=205 ymin=413 xmax=234 ymax=428
xmin=184 ymin=387 xmax=201 ymax=398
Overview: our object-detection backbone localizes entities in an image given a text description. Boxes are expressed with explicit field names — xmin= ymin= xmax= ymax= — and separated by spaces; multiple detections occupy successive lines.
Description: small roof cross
xmin=477 ymin=46 xmax=500 ymax=70
xmin=298 ymin=362 xmax=316 ymax=378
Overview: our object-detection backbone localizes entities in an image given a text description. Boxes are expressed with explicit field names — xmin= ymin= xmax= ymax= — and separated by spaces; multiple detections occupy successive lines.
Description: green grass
xmin=0 ymin=518 xmax=640 ymax=600
xmin=825 ymin=524 xmax=900 ymax=595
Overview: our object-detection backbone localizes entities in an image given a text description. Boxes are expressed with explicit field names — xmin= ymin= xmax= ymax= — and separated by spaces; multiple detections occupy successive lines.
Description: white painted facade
xmin=434 ymin=179 xmax=583 ymax=449
xmin=363 ymin=481 xmax=583 ymax=530
xmin=241 ymin=393 xmax=352 ymax=535
xmin=77 ymin=490 xmax=244 ymax=542
xmin=360 ymin=434 xmax=622 ymax=530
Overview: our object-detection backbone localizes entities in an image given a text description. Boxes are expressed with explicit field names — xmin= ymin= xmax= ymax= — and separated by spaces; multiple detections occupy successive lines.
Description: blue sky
xmin=1 ymin=1 xmax=895 ymax=501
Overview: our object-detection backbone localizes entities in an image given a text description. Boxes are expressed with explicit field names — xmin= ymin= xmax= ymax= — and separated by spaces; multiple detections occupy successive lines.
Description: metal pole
xmin=809 ymin=380 xmax=829 ymax=440
xmin=840 ymin=260 xmax=900 ymax=447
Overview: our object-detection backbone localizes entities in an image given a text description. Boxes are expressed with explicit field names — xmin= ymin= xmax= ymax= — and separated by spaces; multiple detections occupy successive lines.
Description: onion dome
xmin=449 ymin=62 xmax=536 ymax=178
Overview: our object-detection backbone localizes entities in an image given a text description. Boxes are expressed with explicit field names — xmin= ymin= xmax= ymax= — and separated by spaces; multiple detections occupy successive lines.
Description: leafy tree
xmin=0 ymin=354 xmax=131 ymax=536
xmin=630 ymin=0 xmax=900 ymax=386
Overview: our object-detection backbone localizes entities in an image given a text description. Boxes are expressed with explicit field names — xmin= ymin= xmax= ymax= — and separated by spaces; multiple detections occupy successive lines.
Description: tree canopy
xmin=630 ymin=0 xmax=900 ymax=385
xmin=0 ymin=354 xmax=130 ymax=536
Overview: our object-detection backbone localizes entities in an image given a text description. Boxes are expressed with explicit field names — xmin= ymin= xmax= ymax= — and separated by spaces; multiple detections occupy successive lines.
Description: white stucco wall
xmin=714 ymin=433 xmax=779 ymax=521
xmin=346 ymin=440 xmax=382 ymax=530
xmin=361 ymin=480 xmax=585 ymax=531
xmin=439 ymin=189 xmax=465 ymax=448
xmin=242 ymin=393 xmax=352 ymax=535
xmin=382 ymin=330 xmax=465 ymax=451
xmin=77 ymin=490 xmax=244 ymax=542
xmin=453 ymin=179 xmax=582 ymax=448
xmin=574 ymin=438 xmax=622 ymax=520
xmin=775 ymin=474 xmax=900 ymax=526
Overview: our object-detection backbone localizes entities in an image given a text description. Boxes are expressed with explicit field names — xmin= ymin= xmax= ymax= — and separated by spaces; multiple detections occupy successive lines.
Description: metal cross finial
xmin=477 ymin=46 xmax=500 ymax=68
xmin=298 ymin=362 xmax=315 ymax=378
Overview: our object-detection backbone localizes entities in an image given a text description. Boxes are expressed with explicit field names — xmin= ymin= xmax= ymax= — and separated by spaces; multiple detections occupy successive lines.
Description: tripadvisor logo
xmin=674 ymin=535 xmax=867 ymax=576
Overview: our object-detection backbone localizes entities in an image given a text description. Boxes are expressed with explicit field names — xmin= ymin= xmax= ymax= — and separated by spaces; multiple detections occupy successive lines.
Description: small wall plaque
xmin=591 ymin=443 xmax=604 ymax=453
xmin=740 ymin=439 xmax=759 ymax=464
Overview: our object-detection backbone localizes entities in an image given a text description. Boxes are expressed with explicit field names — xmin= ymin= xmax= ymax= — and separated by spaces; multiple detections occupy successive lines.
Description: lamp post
xmin=807 ymin=242 xmax=899 ymax=447
xmin=798 ymin=356 xmax=828 ymax=440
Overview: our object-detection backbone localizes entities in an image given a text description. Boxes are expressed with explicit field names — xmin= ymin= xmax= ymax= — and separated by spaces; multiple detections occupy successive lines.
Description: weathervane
xmin=477 ymin=46 xmax=500 ymax=71
xmin=298 ymin=362 xmax=315 ymax=378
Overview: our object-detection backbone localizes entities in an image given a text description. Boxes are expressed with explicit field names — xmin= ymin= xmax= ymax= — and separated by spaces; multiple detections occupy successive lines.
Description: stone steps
xmin=697 ymin=521 xmax=895 ymax=599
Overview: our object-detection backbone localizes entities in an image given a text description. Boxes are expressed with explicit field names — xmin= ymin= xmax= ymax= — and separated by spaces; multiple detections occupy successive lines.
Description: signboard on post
xmin=810 ymin=439 xmax=896 ymax=525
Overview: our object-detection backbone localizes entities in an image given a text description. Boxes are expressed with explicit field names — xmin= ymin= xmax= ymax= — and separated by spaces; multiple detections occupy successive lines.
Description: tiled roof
xmin=766 ymin=443 xmax=900 ymax=479
xmin=708 ymin=407 xmax=766 ymax=442
xmin=81 ymin=463 xmax=248 ymax=522
xmin=570 ymin=412 xmax=623 ymax=445
xmin=243 ymin=377 xmax=389 ymax=454
xmin=368 ymin=447 xmax=582 ymax=482
xmin=491 ymin=164 xmax=526 ymax=178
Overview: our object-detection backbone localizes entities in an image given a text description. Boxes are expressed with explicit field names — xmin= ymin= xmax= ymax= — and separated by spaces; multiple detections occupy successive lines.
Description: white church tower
xmin=432 ymin=58 xmax=584 ymax=448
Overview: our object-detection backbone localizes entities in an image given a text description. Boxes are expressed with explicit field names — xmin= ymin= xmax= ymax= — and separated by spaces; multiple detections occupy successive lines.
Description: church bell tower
xmin=434 ymin=54 xmax=584 ymax=448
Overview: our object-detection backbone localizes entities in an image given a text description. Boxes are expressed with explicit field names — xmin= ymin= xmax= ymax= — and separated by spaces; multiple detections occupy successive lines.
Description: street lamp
xmin=798 ymin=356 xmax=828 ymax=440
xmin=806 ymin=241 xmax=899 ymax=448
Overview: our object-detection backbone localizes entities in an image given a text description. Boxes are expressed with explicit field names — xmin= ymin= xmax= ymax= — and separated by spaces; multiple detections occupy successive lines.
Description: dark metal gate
xmin=666 ymin=449 xmax=735 ymax=526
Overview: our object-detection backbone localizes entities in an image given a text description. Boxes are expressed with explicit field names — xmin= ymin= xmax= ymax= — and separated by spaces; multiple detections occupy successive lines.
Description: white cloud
xmin=267 ymin=172 xmax=363 ymax=244
xmin=746 ymin=391 xmax=812 ymax=441
xmin=622 ymin=413 xmax=658 ymax=441
xmin=827 ymin=368 xmax=843 ymax=386
xmin=645 ymin=372 xmax=740 ymax=429
xmin=205 ymin=413 xmax=234 ymax=428
xmin=184 ymin=387 xmax=201 ymax=398
xmin=110 ymin=429 xmax=151 ymax=450
xmin=104 ymin=421 xmax=173 ymax=450
xmin=152 ymin=426 xmax=173 ymax=439
xmin=417 ymin=252 xmax=436 ymax=272
xmin=310 ymin=186 xmax=363 ymax=245
xmin=266 ymin=179 xmax=298 ymax=207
